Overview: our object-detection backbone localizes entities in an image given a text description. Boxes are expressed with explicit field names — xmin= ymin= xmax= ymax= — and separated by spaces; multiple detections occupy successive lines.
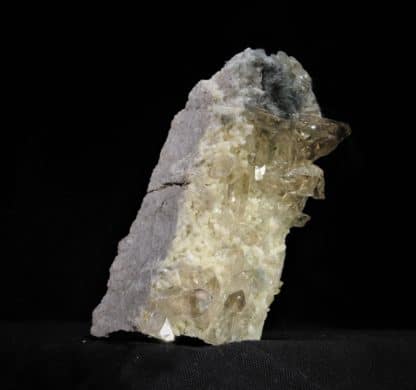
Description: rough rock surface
xmin=91 ymin=49 xmax=350 ymax=344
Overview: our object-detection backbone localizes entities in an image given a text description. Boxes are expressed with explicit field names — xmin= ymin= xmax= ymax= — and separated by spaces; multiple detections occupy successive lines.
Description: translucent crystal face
xmin=136 ymin=108 xmax=350 ymax=344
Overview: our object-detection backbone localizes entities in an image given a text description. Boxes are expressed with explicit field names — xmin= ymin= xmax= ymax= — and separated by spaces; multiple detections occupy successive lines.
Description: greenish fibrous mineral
xmin=91 ymin=49 xmax=350 ymax=345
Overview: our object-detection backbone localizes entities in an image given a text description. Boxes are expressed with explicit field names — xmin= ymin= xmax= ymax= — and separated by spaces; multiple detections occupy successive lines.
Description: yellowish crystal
xmin=136 ymin=108 xmax=350 ymax=344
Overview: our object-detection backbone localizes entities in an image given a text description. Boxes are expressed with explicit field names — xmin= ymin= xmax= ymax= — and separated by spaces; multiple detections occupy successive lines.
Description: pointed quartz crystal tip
xmin=91 ymin=48 xmax=350 ymax=345
xmin=245 ymin=107 xmax=351 ymax=161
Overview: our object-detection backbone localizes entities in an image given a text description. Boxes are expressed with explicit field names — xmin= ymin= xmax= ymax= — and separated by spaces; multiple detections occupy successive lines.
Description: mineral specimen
xmin=91 ymin=49 xmax=350 ymax=344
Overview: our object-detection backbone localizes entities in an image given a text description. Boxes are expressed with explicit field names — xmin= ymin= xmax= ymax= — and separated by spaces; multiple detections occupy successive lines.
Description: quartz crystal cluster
xmin=91 ymin=49 xmax=350 ymax=344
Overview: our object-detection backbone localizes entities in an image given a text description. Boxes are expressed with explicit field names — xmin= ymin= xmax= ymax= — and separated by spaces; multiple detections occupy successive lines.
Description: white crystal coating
xmin=159 ymin=318 xmax=175 ymax=342
xmin=255 ymin=165 xmax=266 ymax=181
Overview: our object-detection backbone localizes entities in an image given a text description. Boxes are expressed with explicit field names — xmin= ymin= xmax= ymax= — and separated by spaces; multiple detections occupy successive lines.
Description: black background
xmin=5 ymin=6 xmax=416 ymax=389
xmin=8 ymin=8 xmax=414 ymax=329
